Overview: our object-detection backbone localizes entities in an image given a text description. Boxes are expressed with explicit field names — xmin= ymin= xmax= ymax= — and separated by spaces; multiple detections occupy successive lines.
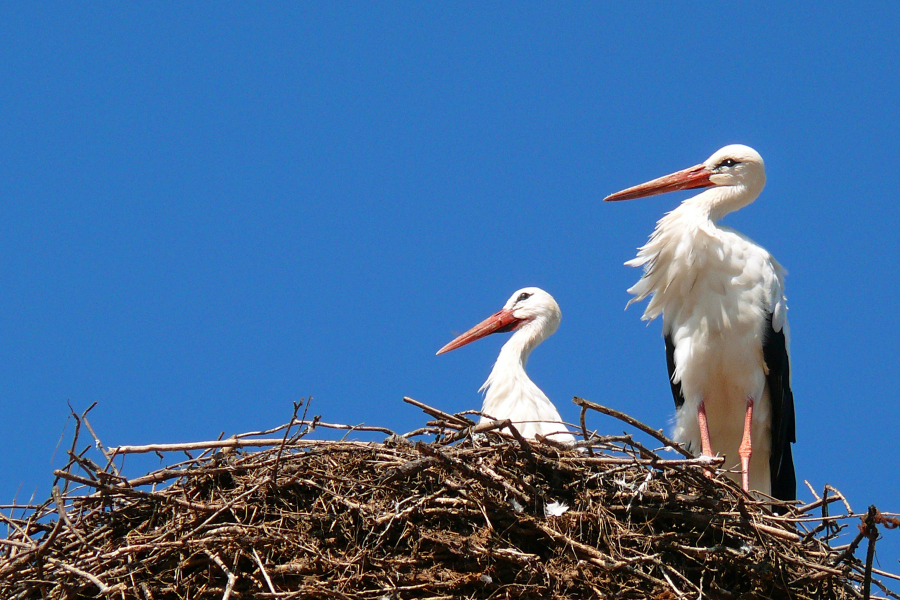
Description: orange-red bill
xmin=436 ymin=308 xmax=522 ymax=355
xmin=604 ymin=163 xmax=714 ymax=202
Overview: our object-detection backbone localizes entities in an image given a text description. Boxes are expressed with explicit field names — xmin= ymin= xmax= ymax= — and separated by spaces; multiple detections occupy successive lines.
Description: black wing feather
xmin=762 ymin=312 xmax=797 ymax=502
xmin=664 ymin=334 xmax=684 ymax=409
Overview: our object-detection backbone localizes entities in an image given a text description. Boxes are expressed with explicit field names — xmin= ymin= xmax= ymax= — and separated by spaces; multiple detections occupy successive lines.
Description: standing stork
xmin=605 ymin=145 xmax=796 ymax=501
xmin=437 ymin=287 xmax=576 ymax=445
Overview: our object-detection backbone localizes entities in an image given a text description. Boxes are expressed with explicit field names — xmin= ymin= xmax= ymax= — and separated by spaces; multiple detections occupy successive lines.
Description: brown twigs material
xmin=0 ymin=397 xmax=896 ymax=599
xmin=573 ymin=396 xmax=693 ymax=458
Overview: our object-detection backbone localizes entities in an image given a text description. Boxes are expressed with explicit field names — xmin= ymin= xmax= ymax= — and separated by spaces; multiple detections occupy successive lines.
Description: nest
xmin=0 ymin=397 xmax=897 ymax=599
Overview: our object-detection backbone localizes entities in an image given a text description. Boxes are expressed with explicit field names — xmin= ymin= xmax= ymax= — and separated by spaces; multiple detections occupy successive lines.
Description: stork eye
xmin=716 ymin=158 xmax=739 ymax=169
xmin=516 ymin=292 xmax=532 ymax=303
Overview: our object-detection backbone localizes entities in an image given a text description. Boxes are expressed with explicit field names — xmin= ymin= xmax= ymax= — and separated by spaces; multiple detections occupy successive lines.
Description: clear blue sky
xmin=3 ymin=3 xmax=899 ymax=574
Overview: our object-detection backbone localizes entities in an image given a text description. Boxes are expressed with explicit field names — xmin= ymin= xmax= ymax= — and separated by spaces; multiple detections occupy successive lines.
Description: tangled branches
xmin=0 ymin=398 xmax=896 ymax=599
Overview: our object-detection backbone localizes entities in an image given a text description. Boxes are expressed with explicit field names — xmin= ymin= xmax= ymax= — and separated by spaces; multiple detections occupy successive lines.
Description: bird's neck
xmin=493 ymin=327 xmax=537 ymax=376
xmin=479 ymin=324 xmax=542 ymax=397
xmin=681 ymin=184 xmax=761 ymax=223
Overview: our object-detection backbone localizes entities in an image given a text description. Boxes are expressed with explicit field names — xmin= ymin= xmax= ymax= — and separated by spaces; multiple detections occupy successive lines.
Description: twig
xmin=252 ymin=547 xmax=277 ymax=594
xmin=580 ymin=407 xmax=594 ymax=456
xmin=381 ymin=457 xmax=441 ymax=485
xmin=52 ymin=485 xmax=90 ymax=550
xmin=660 ymin=566 xmax=688 ymax=600
xmin=204 ymin=550 xmax=238 ymax=600
xmin=562 ymin=455 xmax=724 ymax=468
xmin=573 ymin=396 xmax=692 ymax=458
xmin=805 ymin=479 xmax=822 ymax=501
xmin=833 ymin=506 xmax=877 ymax=568
xmin=60 ymin=402 xmax=87 ymax=494
xmin=864 ymin=506 xmax=879 ymax=600
xmin=110 ymin=436 xmax=328 ymax=455
xmin=271 ymin=400 xmax=304 ymax=484
xmin=0 ymin=538 xmax=33 ymax=549
xmin=0 ymin=508 xmax=63 ymax=577
xmin=827 ymin=484 xmax=854 ymax=514
xmin=403 ymin=396 xmax=475 ymax=428
xmin=46 ymin=556 xmax=114 ymax=594
xmin=110 ymin=424 xmax=393 ymax=455
xmin=79 ymin=404 xmax=121 ymax=478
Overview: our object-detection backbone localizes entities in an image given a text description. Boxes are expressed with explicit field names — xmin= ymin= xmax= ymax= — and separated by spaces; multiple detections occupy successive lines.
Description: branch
xmin=573 ymin=397 xmax=692 ymax=458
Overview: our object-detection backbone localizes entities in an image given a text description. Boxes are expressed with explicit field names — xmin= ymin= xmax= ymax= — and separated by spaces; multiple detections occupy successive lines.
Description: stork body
xmin=437 ymin=288 xmax=575 ymax=445
xmin=605 ymin=145 xmax=796 ymax=501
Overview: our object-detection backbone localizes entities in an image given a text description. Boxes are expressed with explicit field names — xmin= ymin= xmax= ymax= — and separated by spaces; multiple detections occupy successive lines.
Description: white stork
xmin=437 ymin=287 xmax=576 ymax=445
xmin=605 ymin=144 xmax=796 ymax=501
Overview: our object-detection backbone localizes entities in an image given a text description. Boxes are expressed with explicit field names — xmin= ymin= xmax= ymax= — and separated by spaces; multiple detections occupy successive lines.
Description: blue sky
xmin=3 ymin=3 xmax=899 ymax=574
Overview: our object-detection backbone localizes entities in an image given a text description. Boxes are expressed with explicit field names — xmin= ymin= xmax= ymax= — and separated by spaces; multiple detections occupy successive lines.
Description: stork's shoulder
xmin=717 ymin=226 xmax=785 ymax=274
xmin=719 ymin=226 xmax=789 ymax=331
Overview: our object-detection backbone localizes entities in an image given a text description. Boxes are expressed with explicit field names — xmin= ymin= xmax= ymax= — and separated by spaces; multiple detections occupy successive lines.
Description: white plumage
xmin=606 ymin=145 xmax=796 ymax=501
xmin=437 ymin=287 xmax=575 ymax=445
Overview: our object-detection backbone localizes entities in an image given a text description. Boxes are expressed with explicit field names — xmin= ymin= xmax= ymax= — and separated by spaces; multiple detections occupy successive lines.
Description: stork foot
xmin=698 ymin=400 xmax=715 ymax=478
xmin=738 ymin=397 xmax=754 ymax=492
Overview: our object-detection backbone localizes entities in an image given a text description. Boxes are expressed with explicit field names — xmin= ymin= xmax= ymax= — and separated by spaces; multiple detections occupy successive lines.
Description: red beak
xmin=436 ymin=308 xmax=522 ymax=355
xmin=604 ymin=163 xmax=714 ymax=201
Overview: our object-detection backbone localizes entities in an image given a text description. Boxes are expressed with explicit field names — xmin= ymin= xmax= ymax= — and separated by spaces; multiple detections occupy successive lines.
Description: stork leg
xmin=738 ymin=397 xmax=754 ymax=492
xmin=697 ymin=400 xmax=714 ymax=478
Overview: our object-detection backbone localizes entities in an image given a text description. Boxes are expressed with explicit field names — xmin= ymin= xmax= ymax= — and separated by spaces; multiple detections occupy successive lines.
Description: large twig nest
xmin=0 ymin=397 xmax=896 ymax=599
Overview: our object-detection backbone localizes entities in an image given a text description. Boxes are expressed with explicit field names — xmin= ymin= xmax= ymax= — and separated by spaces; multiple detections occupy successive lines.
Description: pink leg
xmin=698 ymin=401 xmax=714 ymax=477
xmin=738 ymin=397 xmax=754 ymax=492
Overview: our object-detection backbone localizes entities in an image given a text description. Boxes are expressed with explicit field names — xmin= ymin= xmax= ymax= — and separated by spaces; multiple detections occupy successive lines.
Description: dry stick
xmin=46 ymin=556 xmax=114 ymax=594
xmin=0 ymin=510 xmax=34 ymax=545
xmin=573 ymin=396 xmax=693 ymax=458
xmin=563 ymin=456 xmax=724 ymax=468
xmin=403 ymin=396 xmax=475 ymax=428
xmin=852 ymin=563 xmax=900 ymax=600
xmin=338 ymin=420 xmax=398 ymax=441
xmin=832 ymin=506 xmax=878 ymax=568
xmin=60 ymin=402 xmax=88 ymax=495
xmin=801 ymin=495 xmax=845 ymax=543
xmin=796 ymin=494 xmax=842 ymax=516
xmin=863 ymin=506 xmax=879 ymax=600
xmin=848 ymin=561 xmax=900 ymax=600
xmin=380 ymin=457 xmax=440 ymax=485
xmin=204 ymin=549 xmax=237 ymax=600
xmin=126 ymin=465 xmax=237 ymax=488
xmin=53 ymin=470 xmax=222 ymax=512
xmin=827 ymin=484 xmax=855 ymax=514
xmin=251 ymin=548 xmax=276 ymax=594
xmin=194 ymin=482 xmax=265 ymax=532
xmin=51 ymin=485 xmax=90 ymax=550
xmin=659 ymin=567 xmax=688 ymax=600
xmin=618 ymin=435 xmax=664 ymax=462
xmin=752 ymin=522 xmax=801 ymax=543
xmin=400 ymin=426 xmax=445 ymax=439
xmin=110 ymin=437 xmax=323 ymax=455
xmin=533 ymin=519 xmax=666 ymax=583
xmin=0 ymin=514 xmax=63 ymax=577
xmin=288 ymin=399 xmax=316 ymax=443
xmin=446 ymin=418 xmax=538 ymax=463
xmin=805 ymin=479 xmax=822 ymax=501
xmin=80 ymin=405 xmax=121 ymax=478
xmin=110 ymin=426 xmax=390 ymax=455
xmin=443 ymin=417 xmax=508 ymax=443
xmin=580 ymin=407 xmax=594 ymax=456
xmin=271 ymin=400 xmax=304 ymax=485
xmin=416 ymin=442 xmax=531 ymax=505
xmin=234 ymin=399 xmax=312 ymax=442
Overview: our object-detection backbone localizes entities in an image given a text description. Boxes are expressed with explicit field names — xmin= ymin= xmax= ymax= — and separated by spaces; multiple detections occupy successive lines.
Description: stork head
xmin=436 ymin=287 xmax=561 ymax=355
xmin=604 ymin=144 xmax=767 ymax=218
